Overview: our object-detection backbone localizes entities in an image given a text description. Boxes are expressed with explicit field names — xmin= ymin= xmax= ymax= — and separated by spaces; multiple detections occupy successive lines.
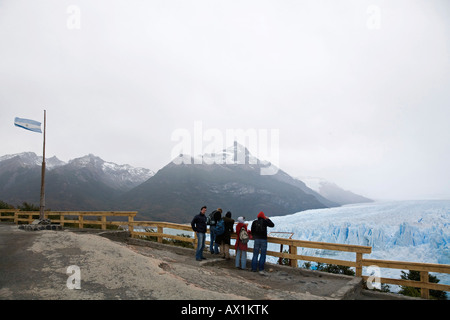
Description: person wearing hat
xmin=250 ymin=211 xmax=275 ymax=273
xmin=235 ymin=216 xmax=252 ymax=270
xmin=215 ymin=211 xmax=234 ymax=260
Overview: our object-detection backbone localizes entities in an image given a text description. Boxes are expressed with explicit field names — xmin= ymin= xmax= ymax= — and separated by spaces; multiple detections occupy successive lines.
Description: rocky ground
xmin=0 ymin=223 xmax=414 ymax=303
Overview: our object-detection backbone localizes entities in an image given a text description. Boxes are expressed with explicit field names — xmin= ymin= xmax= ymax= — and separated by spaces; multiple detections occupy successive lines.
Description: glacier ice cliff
xmin=266 ymin=200 xmax=450 ymax=287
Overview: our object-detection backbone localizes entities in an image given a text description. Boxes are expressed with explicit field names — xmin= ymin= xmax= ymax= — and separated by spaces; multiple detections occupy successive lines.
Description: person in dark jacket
xmin=191 ymin=206 xmax=208 ymax=261
xmin=215 ymin=211 xmax=234 ymax=260
xmin=209 ymin=208 xmax=222 ymax=254
xmin=250 ymin=211 xmax=274 ymax=273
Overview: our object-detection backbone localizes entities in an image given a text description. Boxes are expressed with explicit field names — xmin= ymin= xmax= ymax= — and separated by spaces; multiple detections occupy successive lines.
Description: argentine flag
xmin=14 ymin=117 xmax=42 ymax=133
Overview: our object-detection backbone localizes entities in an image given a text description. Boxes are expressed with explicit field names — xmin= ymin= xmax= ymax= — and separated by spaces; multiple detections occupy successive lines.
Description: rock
xmin=18 ymin=221 xmax=62 ymax=231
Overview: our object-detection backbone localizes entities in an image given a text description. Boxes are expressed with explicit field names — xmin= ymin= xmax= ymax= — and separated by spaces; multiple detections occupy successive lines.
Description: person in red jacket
xmin=235 ymin=216 xmax=252 ymax=270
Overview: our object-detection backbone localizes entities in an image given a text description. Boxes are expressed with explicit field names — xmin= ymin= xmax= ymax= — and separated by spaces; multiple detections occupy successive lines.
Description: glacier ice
xmin=267 ymin=200 xmax=450 ymax=288
xmin=142 ymin=199 xmax=449 ymax=290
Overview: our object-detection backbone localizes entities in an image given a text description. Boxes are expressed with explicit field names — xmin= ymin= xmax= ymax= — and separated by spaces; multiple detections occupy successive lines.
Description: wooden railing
xmin=129 ymin=221 xmax=450 ymax=299
xmin=0 ymin=210 xmax=16 ymax=222
xmin=2 ymin=210 xmax=449 ymax=299
xmin=0 ymin=209 xmax=136 ymax=230
xmin=129 ymin=221 xmax=370 ymax=277
xmin=361 ymin=259 xmax=450 ymax=299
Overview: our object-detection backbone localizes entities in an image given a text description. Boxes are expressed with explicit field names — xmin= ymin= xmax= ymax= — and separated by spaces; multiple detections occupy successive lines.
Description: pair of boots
xmin=220 ymin=243 xmax=230 ymax=260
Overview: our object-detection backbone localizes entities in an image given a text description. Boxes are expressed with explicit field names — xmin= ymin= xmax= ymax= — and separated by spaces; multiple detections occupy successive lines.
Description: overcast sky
xmin=1 ymin=0 xmax=449 ymax=201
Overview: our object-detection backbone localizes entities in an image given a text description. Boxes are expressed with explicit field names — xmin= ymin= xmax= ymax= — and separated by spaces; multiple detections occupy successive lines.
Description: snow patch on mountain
xmin=68 ymin=154 xmax=154 ymax=186
xmin=173 ymin=142 xmax=272 ymax=169
xmin=0 ymin=152 xmax=154 ymax=188
xmin=0 ymin=152 xmax=66 ymax=169
xmin=300 ymin=176 xmax=372 ymax=205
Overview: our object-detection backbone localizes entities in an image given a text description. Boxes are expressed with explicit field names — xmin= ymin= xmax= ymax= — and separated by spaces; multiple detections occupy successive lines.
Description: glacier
xmin=136 ymin=199 xmax=449 ymax=290
xmin=266 ymin=200 xmax=450 ymax=288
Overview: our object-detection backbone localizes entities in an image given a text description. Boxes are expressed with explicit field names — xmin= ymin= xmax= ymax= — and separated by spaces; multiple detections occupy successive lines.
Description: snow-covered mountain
xmin=0 ymin=152 xmax=66 ymax=170
xmin=66 ymin=154 xmax=154 ymax=190
xmin=0 ymin=152 xmax=154 ymax=188
xmin=301 ymin=176 xmax=373 ymax=205
xmin=267 ymin=200 xmax=450 ymax=288
xmin=122 ymin=142 xmax=333 ymax=222
xmin=173 ymin=141 xmax=268 ymax=169
xmin=0 ymin=152 xmax=154 ymax=208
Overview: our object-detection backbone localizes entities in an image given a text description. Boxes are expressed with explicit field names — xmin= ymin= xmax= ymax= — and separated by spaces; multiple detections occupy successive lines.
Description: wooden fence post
xmin=101 ymin=216 xmax=107 ymax=230
xmin=420 ymin=271 xmax=430 ymax=299
xmin=289 ymin=245 xmax=298 ymax=267
xmin=128 ymin=215 xmax=134 ymax=236
xmin=157 ymin=226 xmax=163 ymax=243
xmin=356 ymin=253 xmax=363 ymax=277
xmin=79 ymin=215 xmax=84 ymax=229
xmin=194 ymin=232 xmax=198 ymax=248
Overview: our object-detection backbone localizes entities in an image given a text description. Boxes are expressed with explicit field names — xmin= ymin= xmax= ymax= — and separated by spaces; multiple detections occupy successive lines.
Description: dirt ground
xmin=0 ymin=224 xmax=412 ymax=301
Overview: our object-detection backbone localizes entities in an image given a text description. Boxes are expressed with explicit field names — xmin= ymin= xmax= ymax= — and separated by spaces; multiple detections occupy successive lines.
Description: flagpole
xmin=39 ymin=110 xmax=46 ymax=220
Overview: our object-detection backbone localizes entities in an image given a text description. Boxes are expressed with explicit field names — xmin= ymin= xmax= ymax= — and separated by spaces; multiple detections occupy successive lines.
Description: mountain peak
xmin=172 ymin=141 xmax=265 ymax=166
xmin=221 ymin=141 xmax=257 ymax=164
xmin=0 ymin=152 xmax=66 ymax=169
xmin=300 ymin=176 xmax=373 ymax=205
xmin=0 ymin=152 xmax=40 ymax=166
xmin=47 ymin=156 xmax=67 ymax=168
xmin=68 ymin=154 xmax=104 ymax=167
xmin=0 ymin=151 xmax=155 ymax=208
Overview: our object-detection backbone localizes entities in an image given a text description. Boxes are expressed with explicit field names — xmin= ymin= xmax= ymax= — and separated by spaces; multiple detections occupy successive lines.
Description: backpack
xmin=207 ymin=210 xmax=217 ymax=226
xmin=252 ymin=219 xmax=265 ymax=235
xmin=215 ymin=219 xmax=225 ymax=236
xmin=239 ymin=227 xmax=249 ymax=244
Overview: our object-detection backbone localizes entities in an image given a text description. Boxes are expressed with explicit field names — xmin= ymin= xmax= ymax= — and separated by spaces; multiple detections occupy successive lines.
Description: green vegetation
xmin=301 ymin=261 xmax=356 ymax=276
xmin=0 ymin=201 xmax=41 ymax=211
xmin=399 ymin=270 xmax=447 ymax=300
xmin=0 ymin=200 xmax=14 ymax=209
xmin=139 ymin=227 xmax=194 ymax=248
xmin=17 ymin=202 xmax=40 ymax=211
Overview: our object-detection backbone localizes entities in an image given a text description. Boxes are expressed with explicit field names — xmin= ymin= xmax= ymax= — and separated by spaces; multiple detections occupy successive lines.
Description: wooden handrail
xmin=2 ymin=211 xmax=449 ymax=299
xmin=361 ymin=258 xmax=450 ymax=298
xmin=363 ymin=258 xmax=450 ymax=274
xmin=266 ymin=236 xmax=372 ymax=254
xmin=0 ymin=209 xmax=17 ymax=222
xmin=4 ymin=210 xmax=137 ymax=230
xmin=128 ymin=220 xmax=450 ymax=299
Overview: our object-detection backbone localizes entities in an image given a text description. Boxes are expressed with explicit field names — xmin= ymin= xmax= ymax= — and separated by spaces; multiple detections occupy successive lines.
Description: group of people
xmin=191 ymin=205 xmax=275 ymax=273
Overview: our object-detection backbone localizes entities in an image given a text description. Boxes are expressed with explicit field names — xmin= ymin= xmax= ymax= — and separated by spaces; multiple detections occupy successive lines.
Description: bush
xmin=316 ymin=262 xmax=356 ymax=276
xmin=0 ymin=200 xmax=14 ymax=209
xmin=399 ymin=270 xmax=447 ymax=300
xmin=17 ymin=202 xmax=40 ymax=211
xmin=140 ymin=228 xmax=194 ymax=248
xmin=301 ymin=261 xmax=355 ymax=276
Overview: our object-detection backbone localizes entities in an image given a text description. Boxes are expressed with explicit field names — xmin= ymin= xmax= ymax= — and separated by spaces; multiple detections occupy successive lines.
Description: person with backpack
xmin=235 ymin=216 xmax=252 ymax=270
xmin=191 ymin=205 xmax=208 ymax=261
xmin=250 ymin=211 xmax=274 ymax=273
xmin=215 ymin=211 xmax=234 ymax=260
xmin=207 ymin=208 xmax=222 ymax=254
